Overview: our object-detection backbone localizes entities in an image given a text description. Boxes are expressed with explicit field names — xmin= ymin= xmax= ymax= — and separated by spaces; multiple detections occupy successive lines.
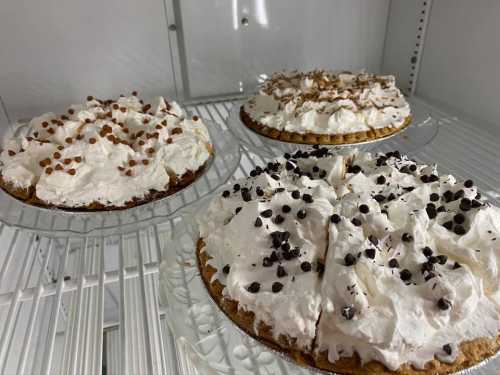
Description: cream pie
xmin=0 ymin=93 xmax=212 ymax=210
xmin=240 ymin=70 xmax=412 ymax=145
xmin=197 ymin=148 xmax=500 ymax=374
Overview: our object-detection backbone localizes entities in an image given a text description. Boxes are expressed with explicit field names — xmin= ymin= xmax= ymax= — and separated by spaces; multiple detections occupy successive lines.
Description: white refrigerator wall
xmin=416 ymin=0 xmax=500 ymax=128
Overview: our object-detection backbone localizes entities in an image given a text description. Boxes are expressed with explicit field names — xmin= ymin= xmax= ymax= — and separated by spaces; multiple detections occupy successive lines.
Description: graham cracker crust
xmin=0 ymin=159 xmax=210 ymax=212
xmin=239 ymin=106 xmax=412 ymax=146
xmin=196 ymin=238 xmax=500 ymax=374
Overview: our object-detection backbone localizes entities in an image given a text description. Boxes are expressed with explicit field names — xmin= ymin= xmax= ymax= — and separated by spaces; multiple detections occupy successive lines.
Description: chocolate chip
xmin=422 ymin=247 xmax=433 ymax=257
xmin=429 ymin=193 xmax=440 ymax=202
xmin=453 ymin=262 xmax=462 ymax=269
xmin=222 ymin=264 xmax=230 ymax=274
xmin=291 ymin=190 xmax=300 ymax=199
xmin=272 ymin=282 xmax=284 ymax=293
xmin=256 ymin=187 xmax=264 ymax=196
xmin=401 ymin=233 xmax=413 ymax=242
xmin=348 ymin=165 xmax=361 ymax=174
xmin=261 ymin=209 xmax=273 ymax=218
xmin=376 ymin=175 xmax=386 ymax=185
xmin=387 ymin=193 xmax=396 ymax=201
xmin=471 ymin=200 xmax=482 ymax=208
xmin=351 ymin=218 xmax=362 ymax=227
xmin=312 ymin=166 xmax=319 ymax=173
xmin=436 ymin=255 xmax=448 ymax=265
xmin=344 ymin=253 xmax=357 ymax=266
xmin=271 ymin=174 xmax=280 ymax=181
xmin=459 ymin=198 xmax=471 ymax=211
xmin=409 ymin=164 xmax=417 ymax=172
xmin=242 ymin=190 xmax=252 ymax=202
xmin=442 ymin=221 xmax=453 ymax=230
xmin=301 ymin=261 xmax=312 ymax=272
xmin=277 ymin=265 xmax=287 ymax=278
xmin=273 ymin=215 xmax=285 ymax=224
xmin=233 ymin=184 xmax=240 ymax=192
xmin=424 ymin=272 xmax=436 ymax=281
xmin=359 ymin=204 xmax=369 ymax=214
xmin=285 ymin=161 xmax=294 ymax=171
xmin=254 ymin=217 xmax=263 ymax=227
xmin=302 ymin=194 xmax=313 ymax=203
xmin=263 ymin=257 xmax=273 ymax=267
xmin=443 ymin=344 xmax=452 ymax=355
xmin=426 ymin=205 xmax=437 ymax=219
xmin=281 ymin=242 xmax=290 ymax=252
xmin=364 ymin=248 xmax=376 ymax=259
xmin=374 ymin=194 xmax=385 ymax=203
xmin=437 ymin=205 xmax=446 ymax=212
xmin=453 ymin=213 xmax=465 ymax=224
xmin=368 ymin=235 xmax=378 ymax=246
xmin=454 ymin=189 xmax=464 ymax=200
xmin=282 ymin=205 xmax=291 ymax=213
xmin=429 ymin=174 xmax=439 ymax=182
xmin=222 ymin=190 xmax=230 ymax=198
xmin=400 ymin=269 xmax=412 ymax=281
xmin=341 ymin=305 xmax=356 ymax=320
xmin=235 ymin=207 xmax=242 ymax=214
xmin=420 ymin=175 xmax=429 ymax=183
xmin=330 ymin=214 xmax=341 ymax=224
xmin=388 ymin=258 xmax=399 ymax=268
xmin=454 ymin=225 xmax=466 ymax=235
xmin=297 ymin=209 xmax=307 ymax=219
xmin=464 ymin=179 xmax=473 ymax=188
xmin=443 ymin=190 xmax=454 ymax=202
xmin=421 ymin=262 xmax=434 ymax=273
xmin=319 ymin=170 xmax=327 ymax=178
xmin=437 ymin=298 xmax=451 ymax=310
xmin=247 ymin=282 xmax=260 ymax=293
xmin=67 ymin=168 xmax=76 ymax=175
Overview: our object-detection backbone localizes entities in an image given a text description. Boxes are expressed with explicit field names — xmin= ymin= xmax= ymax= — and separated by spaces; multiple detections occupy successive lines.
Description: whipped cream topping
xmin=243 ymin=71 xmax=411 ymax=135
xmin=198 ymin=148 xmax=500 ymax=370
xmin=0 ymin=94 xmax=211 ymax=208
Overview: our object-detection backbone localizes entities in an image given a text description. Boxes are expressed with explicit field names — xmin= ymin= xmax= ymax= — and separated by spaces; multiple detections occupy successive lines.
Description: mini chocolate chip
xmin=429 ymin=193 xmax=440 ymax=202
xmin=285 ymin=161 xmax=295 ymax=171
xmin=422 ymin=246 xmax=433 ymax=258
xmin=344 ymin=253 xmax=357 ymax=266
xmin=222 ymin=264 xmax=230 ymax=274
xmin=302 ymin=194 xmax=313 ymax=203
xmin=271 ymin=174 xmax=280 ymax=180
xmin=454 ymin=225 xmax=466 ymax=235
xmin=222 ymin=190 xmax=230 ymax=198
xmin=262 ymin=257 xmax=273 ymax=267
xmin=272 ymin=282 xmax=284 ymax=293
xmin=68 ymin=168 xmax=76 ymax=175
xmin=409 ymin=164 xmax=417 ymax=172
xmin=454 ymin=189 xmax=465 ymax=200
xmin=351 ymin=218 xmax=362 ymax=227
xmin=350 ymin=165 xmax=361 ymax=174
xmin=297 ymin=209 xmax=307 ymax=219
xmin=277 ymin=265 xmax=287 ymax=278
xmin=400 ymin=269 xmax=412 ymax=281
xmin=330 ymin=214 xmax=341 ymax=224
xmin=261 ymin=209 xmax=273 ymax=218
xmin=255 ymin=217 xmax=263 ymax=227
xmin=368 ymin=235 xmax=378 ymax=246
xmin=312 ymin=166 xmax=319 ymax=173
xmin=374 ymin=194 xmax=385 ymax=203
xmin=436 ymin=255 xmax=448 ymax=265
xmin=453 ymin=261 xmax=462 ymax=269
xmin=242 ymin=190 xmax=252 ymax=202
xmin=428 ymin=174 xmax=439 ymax=182
xmin=247 ymin=282 xmax=260 ymax=293
xmin=256 ymin=187 xmax=264 ymax=196
xmin=282 ymin=205 xmax=291 ymax=213
xmin=376 ymin=175 xmax=386 ymax=185
xmin=359 ymin=204 xmax=369 ymax=214
xmin=442 ymin=221 xmax=453 ymax=230
xmin=429 ymin=256 xmax=438 ymax=264
xmin=387 ymin=193 xmax=396 ymax=201
xmin=235 ymin=207 xmax=242 ymax=214
xmin=233 ymin=184 xmax=240 ymax=192
xmin=281 ymin=242 xmax=290 ymax=251
xmin=341 ymin=305 xmax=356 ymax=320
xmin=301 ymin=261 xmax=312 ymax=272
xmin=459 ymin=198 xmax=471 ymax=211
xmin=426 ymin=205 xmax=437 ymax=219
xmin=437 ymin=297 xmax=451 ymax=310
xmin=437 ymin=205 xmax=446 ymax=212
xmin=471 ymin=200 xmax=482 ymax=208
xmin=319 ymin=170 xmax=327 ymax=178
xmin=401 ymin=233 xmax=413 ymax=242
xmin=443 ymin=190 xmax=454 ymax=202
xmin=421 ymin=262 xmax=434 ymax=273
xmin=364 ymin=248 xmax=376 ymax=259
xmin=453 ymin=213 xmax=465 ymax=224
xmin=291 ymin=190 xmax=301 ymax=199
xmin=388 ymin=258 xmax=399 ymax=268
xmin=464 ymin=179 xmax=473 ymax=188
xmin=475 ymin=192 xmax=481 ymax=200
xmin=424 ymin=272 xmax=436 ymax=281
xmin=443 ymin=344 xmax=452 ymax=355
xmin=420 ymin=175 xmax=429 ymax=183
xmin=273 ymin=215 xmax=285 ymax=224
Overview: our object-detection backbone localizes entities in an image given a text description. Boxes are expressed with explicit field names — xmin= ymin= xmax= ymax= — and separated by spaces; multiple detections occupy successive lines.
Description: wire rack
xmin=0 ymin=97 xmax=499 ymax=375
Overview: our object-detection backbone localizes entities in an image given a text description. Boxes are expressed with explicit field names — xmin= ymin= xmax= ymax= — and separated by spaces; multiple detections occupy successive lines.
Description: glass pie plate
xmin=0 ymin=119 xmax=240 ymax=237
xmin=159 ymin=201 xmax=500 ymax=375
xmin=227 ymin=97 xmax=439 ymax=158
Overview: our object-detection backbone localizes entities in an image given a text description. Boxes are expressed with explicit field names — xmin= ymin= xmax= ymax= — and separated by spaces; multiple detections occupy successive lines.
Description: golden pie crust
xmin=197 ymin=238 xmax=500 ymax=375
xmin=240 ymin=106 xmax=412 ymax=145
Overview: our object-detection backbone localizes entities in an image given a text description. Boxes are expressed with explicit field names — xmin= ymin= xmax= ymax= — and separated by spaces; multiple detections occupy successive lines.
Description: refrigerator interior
xmin=0 ymin=1 xmax=499 ymax=374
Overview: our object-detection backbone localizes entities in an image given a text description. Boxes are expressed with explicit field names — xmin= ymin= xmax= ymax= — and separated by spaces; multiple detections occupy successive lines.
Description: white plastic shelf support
xmin=0 ymin=97 xmax=499 ymax=375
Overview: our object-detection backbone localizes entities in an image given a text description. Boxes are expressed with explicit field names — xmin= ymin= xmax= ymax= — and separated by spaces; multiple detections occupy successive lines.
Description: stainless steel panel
xmin=178 ymin=0 xmax=390 ymax=99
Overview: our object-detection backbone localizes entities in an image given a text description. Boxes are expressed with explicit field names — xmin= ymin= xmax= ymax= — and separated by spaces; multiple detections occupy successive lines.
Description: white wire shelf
xmin=0 ymin=97 xmax=499 ymax=375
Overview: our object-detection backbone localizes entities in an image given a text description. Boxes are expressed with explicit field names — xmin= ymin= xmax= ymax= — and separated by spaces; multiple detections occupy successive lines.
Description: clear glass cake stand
xmin=159 ymin=202 xmax=500 ymax=375
xmin=0 ymin=119 xmax=241 ymax=237
xmin=227 ymin=98 xmax=439 ymax=158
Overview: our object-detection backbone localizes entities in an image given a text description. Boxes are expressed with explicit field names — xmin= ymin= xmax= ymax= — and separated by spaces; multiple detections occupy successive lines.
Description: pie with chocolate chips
xmin=240 ymin=70 xmax=412 ymax=145
xmin=0 ymin=94 xmax=213 ymax=211
xmin=197 ymin=147 xmax=499 ymax=374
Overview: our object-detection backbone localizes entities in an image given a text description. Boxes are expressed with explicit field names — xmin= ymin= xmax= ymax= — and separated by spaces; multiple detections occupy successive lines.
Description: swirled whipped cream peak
xmin=198 ymin=147 xmax=500 ymax=371
xmin=0 ymin=93 xmax=212 ymax=208
xmin=243 ymin=70 xmax=411 ymax=135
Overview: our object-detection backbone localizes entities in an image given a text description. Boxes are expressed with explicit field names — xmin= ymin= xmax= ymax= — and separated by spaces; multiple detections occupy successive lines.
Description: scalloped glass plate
xmin=0 ymin=119 xmax=241 ymax=237
xmin=227 ymin=97 xmax=439 ymax=158
xmin=159 ymin=206 xmax=500 ymax=375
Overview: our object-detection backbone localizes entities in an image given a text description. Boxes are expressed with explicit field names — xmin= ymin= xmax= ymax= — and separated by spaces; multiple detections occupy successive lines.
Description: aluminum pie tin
xmin=195 ymin=235 xmax=499 ymax=375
